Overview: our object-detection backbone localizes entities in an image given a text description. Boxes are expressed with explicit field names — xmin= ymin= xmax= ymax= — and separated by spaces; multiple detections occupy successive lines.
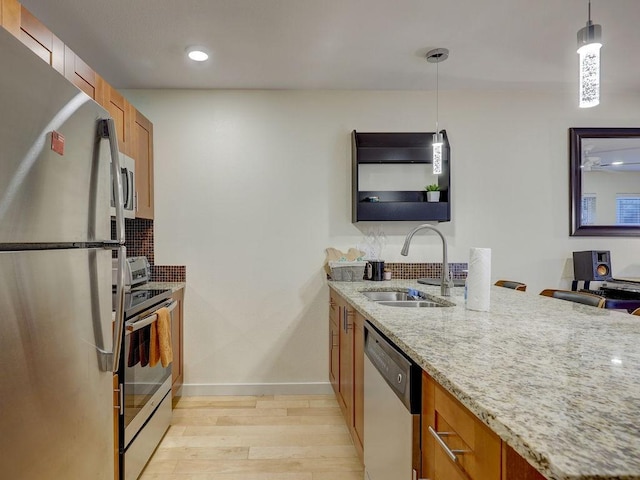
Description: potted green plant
xmin=425 ymin=184 xmax=440 ymax=202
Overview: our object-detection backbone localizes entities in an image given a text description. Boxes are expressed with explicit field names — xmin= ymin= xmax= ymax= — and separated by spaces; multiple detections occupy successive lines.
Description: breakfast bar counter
xmin=329 ymin=279 xmax=640 ymax=480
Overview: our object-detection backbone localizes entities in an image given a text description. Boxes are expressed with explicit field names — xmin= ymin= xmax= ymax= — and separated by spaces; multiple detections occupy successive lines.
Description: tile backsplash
xmin=111 ymin=218 xmax=186 ymax=282
xmin=386 ymin=262 xmax=467 ymax=280
xmin=124 ymin=218 xmax=155 ymax=264
xmin=151 ymin=265 xmax=186 ymax=282
xmin=327 ymin=262 xmax=467 ymax=281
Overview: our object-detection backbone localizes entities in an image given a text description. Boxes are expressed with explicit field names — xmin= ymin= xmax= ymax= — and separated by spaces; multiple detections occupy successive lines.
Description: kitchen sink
xmin=362 ymin=291 xmax=424 ymax=302
xmin=377 ymin=300 xmax=448 ymax=308
xmin=417 ymin=278 xmax=466 ymax=287
xmin=360 ymin=288 xmax=455 ymax=308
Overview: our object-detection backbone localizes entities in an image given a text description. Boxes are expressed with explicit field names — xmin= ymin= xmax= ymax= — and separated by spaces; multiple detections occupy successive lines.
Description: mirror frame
xmin=570 ymin=127 xmax=640 ymax=237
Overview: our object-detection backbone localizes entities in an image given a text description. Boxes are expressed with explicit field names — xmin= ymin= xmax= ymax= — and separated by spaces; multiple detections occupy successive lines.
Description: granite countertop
xmin=134 ymin=281 xmax=186 ymax=293
xmin=329 ymin=279 xmax=640 ymax=480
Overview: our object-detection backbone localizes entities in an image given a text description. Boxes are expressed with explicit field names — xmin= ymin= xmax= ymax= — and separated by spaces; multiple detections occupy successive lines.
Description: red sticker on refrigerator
xmin=51 ymin=130 xmax=64 ymax=155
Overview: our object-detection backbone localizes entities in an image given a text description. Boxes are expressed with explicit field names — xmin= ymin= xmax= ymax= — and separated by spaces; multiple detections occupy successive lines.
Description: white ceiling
xmin=21 ymin=0 xmax=640 ymax=92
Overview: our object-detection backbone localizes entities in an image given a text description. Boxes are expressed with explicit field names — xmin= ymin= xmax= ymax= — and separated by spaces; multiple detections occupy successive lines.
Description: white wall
xmin=124 ymin=88 xmax=640 ymax=395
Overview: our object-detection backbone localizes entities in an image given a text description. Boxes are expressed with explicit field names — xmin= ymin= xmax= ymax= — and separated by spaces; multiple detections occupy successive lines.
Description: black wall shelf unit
xmin=352 ymin=130 xmax=451 ymax=222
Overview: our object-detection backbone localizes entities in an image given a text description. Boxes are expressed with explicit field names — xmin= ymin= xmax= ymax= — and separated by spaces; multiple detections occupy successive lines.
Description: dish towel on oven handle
xmin=139 ymin=326 xmax=150 ymax=367
xmin=150 ymin=320 xmax=159 ymax=367
xmin=128 ymin=329 xmax=140 ymax=367
xmin=150 ymin=306 xmax=173 ymax=367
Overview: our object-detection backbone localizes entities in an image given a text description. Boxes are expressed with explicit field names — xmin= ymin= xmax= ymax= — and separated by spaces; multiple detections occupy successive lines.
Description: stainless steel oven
xmin=117 ymin=288 xmax=176 ymax=480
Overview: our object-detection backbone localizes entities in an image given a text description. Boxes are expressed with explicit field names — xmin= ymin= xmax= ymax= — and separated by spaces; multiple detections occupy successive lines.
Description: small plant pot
xmin=426 ymin=191 xmax=440 ymax=202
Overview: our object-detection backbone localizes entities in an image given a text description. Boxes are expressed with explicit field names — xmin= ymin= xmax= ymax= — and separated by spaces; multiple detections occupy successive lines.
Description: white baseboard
xmin=179 ymin=382 xmax=333 ymax=396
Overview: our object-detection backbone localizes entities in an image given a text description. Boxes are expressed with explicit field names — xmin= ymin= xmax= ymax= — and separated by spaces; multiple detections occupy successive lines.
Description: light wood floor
xmin=140 ymin=394 xmax=364 ymax=480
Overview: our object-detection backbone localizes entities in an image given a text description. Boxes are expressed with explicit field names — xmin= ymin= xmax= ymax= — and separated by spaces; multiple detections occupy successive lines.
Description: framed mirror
xmin=570 ymin=128 xmax=640 ymax=236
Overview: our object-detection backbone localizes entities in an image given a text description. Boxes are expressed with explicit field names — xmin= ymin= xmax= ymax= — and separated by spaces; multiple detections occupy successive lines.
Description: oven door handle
xmin=125 ymin=300 xmax=177 ymax=334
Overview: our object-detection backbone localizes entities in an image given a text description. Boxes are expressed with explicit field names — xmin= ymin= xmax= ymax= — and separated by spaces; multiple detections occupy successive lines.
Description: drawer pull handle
xmin=428 ymin=426 xmax=468 ymax=463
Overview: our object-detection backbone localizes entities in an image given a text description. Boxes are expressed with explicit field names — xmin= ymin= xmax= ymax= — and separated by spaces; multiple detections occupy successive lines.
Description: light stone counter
xmin=134 ymin=281 xmax=185 ymax=293
xmin=329 ymin=279 xmax=640 ymax=480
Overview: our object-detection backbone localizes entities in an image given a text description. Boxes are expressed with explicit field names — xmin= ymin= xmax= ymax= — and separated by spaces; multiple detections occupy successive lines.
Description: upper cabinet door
xmin=18 ymin=4 xmax=64 ymax=74
xmin=103 ymin=83 xmax=133 ymax=155
xmin=133 ymin=109 xmax=155 ymax=219
xmin=1 ymin=0 xmax=21 ymax=39
xmin=64 ymin=45 xmax=104 ymax=103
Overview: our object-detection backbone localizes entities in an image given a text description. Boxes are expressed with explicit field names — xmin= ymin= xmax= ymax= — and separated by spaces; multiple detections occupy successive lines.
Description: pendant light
xmin=577 ymin=0 xmax=602 ymax=108
xmin=426 ymin=48 xmax=449 ymax=174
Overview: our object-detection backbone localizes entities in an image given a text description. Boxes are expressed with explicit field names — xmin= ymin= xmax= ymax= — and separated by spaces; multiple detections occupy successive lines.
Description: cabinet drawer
xmin=430 ymin=380 xmax=501 ymax=480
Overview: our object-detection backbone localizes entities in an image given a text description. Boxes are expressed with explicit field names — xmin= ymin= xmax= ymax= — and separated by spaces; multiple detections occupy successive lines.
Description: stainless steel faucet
xmin=401 ymin=224 xmax=453 ymax=296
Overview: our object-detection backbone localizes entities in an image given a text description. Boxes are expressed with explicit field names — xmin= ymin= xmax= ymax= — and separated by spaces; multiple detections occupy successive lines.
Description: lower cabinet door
xmin=434 ymin=445 xmax=469 ymax=480
xmin=171 ymin=289 xmax=184 ymax=397
xmin=329 ymin=318 xmax=339 ymax=395
xmin=423 ymin=371 xmax=501 ymax=480
xmin=352 ymin=311 xmax=365 ymax=459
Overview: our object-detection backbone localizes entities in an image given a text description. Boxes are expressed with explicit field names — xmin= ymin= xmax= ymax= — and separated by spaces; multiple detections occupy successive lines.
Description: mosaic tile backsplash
xmin=111 ymin=218 xmax=186 ymax=282
xmin=124 ymin=218 xmax=155 ymax=264
xmin=151 ymin=265 xmax=186 ymax=282
xmin=326 ymin=262 xmax=467 ymax=281
xmin=386 ymin=262 xmax=468 ymax=280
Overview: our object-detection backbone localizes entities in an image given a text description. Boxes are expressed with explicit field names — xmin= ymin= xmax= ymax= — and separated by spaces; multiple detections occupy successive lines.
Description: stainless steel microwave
xmin=111 ymin=153 xmax=135 ymax=219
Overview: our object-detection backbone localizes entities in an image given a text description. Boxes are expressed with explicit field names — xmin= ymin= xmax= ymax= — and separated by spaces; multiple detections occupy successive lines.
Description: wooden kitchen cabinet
xmin=422 ymin=371 xmax=545 ymax=480
xmin=64 ymin=45 xmax=104 ymax=102
xmin=337 ymin=294 xmax=353 ymax=418
xmin=501 ymin=444 xmax=546 ymax=480
xmin=329 ymin=288 xmax=364 ymax=460
xmin=351 ymin=310 xmax=365 ymax=458
xmin=1 ymin=0 xmax=20 ymax=34
xmin=133 ymin=108 xmax=155 ymax=219
xmin=422 ymin=370 xmax=501 ymax=480
xmin=102 ymin=83 xmax=133 ymax=156
xmin=171 ymin=288 xmax=185 ymax=398
xmin=19 ymin=3 xmax=64 ymax=73
xmin=329 ymin=294 xmax=339 ymax=394
xmin=2 ymin=0 xmax=64 ymax=73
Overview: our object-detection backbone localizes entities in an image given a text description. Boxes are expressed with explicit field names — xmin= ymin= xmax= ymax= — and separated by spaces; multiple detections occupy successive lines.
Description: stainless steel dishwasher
xmin=364 ymin=320 xmax=422 ymax=480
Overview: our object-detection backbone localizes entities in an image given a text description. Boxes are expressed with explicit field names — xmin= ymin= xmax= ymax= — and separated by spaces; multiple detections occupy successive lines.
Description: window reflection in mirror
xmin=569 ymin=128 xmax=640 ymax=236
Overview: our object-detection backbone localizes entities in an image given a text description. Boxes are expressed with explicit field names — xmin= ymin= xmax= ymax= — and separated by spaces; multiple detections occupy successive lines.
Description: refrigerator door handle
xmin=100 ymin=118 xmax=125 ymax=244
xmin=110 ymin=245 xmax=126 ymax=372
xmin=99 ymin=118 xmax=126 ymax=373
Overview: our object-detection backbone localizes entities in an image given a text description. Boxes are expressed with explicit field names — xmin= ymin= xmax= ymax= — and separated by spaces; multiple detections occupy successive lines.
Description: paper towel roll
xmin=466 ymin=247 xmax=491 ymax=312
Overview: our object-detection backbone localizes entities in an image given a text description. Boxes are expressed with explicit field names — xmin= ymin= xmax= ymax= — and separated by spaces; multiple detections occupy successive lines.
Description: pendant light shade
xmin=426 ymin=48 xmax=448 ymax=175
xmin=577 ymin=1 xmax=602 ymax=108
xmin=432 ymin=132 xmax=443 ymax=175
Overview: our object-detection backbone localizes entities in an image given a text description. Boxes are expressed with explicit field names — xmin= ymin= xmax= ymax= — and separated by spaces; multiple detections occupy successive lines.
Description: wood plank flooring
xmin=140 ymin=394 xmax=364 ymax=480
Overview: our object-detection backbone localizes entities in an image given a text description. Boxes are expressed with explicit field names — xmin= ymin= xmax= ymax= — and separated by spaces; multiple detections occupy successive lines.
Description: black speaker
xmin=573 ymin=250 xmax=613 ymax=281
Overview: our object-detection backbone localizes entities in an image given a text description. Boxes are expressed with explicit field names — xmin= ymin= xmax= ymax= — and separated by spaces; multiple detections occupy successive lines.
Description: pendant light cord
xmin=435 ymin=57 xmax=439 ymax=135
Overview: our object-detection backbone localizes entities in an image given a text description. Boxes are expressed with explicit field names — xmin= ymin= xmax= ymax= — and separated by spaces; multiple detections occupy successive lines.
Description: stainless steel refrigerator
xmin=0 ymin=27 xmax=127 ymax=479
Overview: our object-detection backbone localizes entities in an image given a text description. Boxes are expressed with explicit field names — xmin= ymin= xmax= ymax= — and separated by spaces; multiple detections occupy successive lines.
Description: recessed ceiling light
xmin=186 ymin=47 xmax=209 ymax=62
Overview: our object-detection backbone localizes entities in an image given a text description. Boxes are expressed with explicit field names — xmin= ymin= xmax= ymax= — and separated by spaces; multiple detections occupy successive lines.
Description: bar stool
xmin=495 ymin=280 xmax=527 ymax=291
xmin=539 ymin=289 xmax=605 ymax=308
